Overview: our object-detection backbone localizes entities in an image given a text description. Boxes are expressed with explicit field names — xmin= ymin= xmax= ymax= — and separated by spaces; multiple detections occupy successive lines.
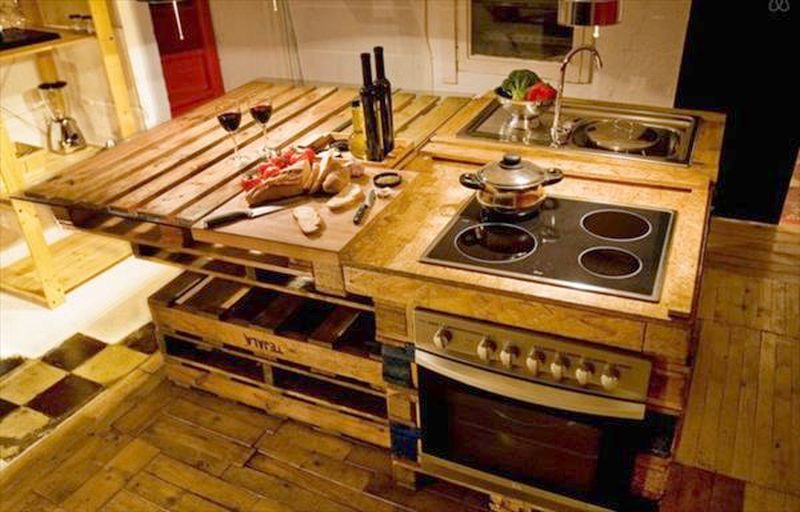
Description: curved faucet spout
xmin=550 ymin=45 xmax=603 ymax=148
xmin=561 ymin=46 xmax=604 ymax=72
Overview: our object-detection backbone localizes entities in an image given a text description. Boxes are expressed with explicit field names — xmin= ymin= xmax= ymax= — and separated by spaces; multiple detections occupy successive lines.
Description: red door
xmin=149 ymin=0 xmax=224 ymax=117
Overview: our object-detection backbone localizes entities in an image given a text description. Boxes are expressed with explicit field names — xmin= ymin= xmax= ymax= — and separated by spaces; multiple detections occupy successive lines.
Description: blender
xmin=38 ymin=81 xmax=86 ymax=154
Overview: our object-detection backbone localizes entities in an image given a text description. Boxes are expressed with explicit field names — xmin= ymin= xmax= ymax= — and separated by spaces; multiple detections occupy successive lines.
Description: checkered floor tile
xmin=0 ymin=323 xmax=158 ymax=464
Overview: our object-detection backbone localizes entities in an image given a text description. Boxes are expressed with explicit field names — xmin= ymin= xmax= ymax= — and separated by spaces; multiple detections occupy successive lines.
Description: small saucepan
xmin=459 ymin=154 xmax=564 ymax=216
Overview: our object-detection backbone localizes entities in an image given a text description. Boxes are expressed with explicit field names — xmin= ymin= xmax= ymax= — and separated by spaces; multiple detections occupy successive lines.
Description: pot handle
xmin=543 ymin=168 xmax=564 ymax=186
xmin=459 ymin=173 xmax=484 ymax=190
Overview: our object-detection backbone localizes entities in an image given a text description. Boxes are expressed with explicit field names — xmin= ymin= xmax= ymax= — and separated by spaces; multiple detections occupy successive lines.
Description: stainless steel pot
xmin=459 ymin=154 xmax=563 ymax=215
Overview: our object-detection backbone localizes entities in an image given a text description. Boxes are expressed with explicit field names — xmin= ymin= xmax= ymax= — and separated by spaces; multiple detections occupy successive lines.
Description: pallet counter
xmin=12 ymin=78 xmax=730 ymax=509
xmin=12 ymin=78 xmax=470 ymax=481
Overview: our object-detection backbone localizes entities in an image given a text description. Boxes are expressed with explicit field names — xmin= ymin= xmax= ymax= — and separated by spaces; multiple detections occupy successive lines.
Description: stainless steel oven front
xmin=414 ymin=309 xmax=653 ymax=512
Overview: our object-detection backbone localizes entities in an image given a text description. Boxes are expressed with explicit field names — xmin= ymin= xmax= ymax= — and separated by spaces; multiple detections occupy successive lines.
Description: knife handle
xmin=353 ymin=203 xmax=370 ymax=225
xmin=204 ymin=210 xmax=249 ymax=229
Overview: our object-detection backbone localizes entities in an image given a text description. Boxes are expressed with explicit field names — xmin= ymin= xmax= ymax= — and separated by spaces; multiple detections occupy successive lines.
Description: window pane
xmin=471 ymin=0 xmax=573 ymax=60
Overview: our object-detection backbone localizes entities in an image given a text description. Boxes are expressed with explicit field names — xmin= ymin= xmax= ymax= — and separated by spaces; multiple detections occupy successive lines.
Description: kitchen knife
xmin=203 ymin=204 xmax=289 ymax=229
xmin=353 ymin=189 xmax=377 ymax=225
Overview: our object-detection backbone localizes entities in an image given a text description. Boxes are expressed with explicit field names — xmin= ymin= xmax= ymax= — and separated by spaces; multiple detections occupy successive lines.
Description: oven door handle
xmin=416 ymin=351 xmax=646 ymax=420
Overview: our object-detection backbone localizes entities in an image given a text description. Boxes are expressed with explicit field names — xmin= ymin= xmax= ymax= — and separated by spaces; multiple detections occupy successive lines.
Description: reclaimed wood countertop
xmin=15 ymin=79 xmax=722 ymax=332
xmin=342 ymin=161 xmax=711 ymax=322
xmin=338 ymin=93 xmax=723 ymax=351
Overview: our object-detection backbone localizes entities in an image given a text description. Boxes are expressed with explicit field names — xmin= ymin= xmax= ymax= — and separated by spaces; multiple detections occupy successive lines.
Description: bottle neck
xmin=375 ymin=54 xmax=386 ymax=80
xmin=360 ymin=54 xmax=373 ymax=88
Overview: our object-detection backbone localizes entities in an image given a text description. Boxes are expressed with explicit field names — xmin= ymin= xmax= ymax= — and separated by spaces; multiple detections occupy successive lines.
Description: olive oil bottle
xmin=348 ymin=99 xmax=367 ymax=160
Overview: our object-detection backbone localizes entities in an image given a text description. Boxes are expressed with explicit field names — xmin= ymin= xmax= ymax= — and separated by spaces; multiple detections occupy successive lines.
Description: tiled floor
xmin=0 ymin=324 xmax=158 ymax=465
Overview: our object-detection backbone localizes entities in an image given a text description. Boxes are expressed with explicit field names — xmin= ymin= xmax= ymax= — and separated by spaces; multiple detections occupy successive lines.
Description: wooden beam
xmin=88 ymin=0 xmax=137 ymax=138
xmin=0 ymin=119 xmax=65 ymax=307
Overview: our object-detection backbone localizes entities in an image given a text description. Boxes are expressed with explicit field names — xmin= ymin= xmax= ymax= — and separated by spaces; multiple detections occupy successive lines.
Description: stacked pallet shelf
xmin=0 ymin=0 xmax=136 ymax=307
xmin=13 ymin=76 xmax=472 ymax=498
xmin=150 ymin=271 xmax=391 ymax=448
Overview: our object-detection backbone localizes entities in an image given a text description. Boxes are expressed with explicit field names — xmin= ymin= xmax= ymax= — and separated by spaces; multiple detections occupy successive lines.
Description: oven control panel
xmin=414 ymin=309 xmax=652 ymax=402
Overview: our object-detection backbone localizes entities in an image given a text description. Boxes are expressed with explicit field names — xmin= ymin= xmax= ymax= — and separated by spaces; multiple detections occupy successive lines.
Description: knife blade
xmin=203 ymin=204 xmax=289 ymax=229
xmin=353 ymin=189 xmax=377 ymax=225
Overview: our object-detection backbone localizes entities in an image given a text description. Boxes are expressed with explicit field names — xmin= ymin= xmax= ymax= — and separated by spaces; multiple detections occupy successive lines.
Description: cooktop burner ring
xmin=580 ymin=209 xmax=653 ymax=242
xmin=578 ymin=246 xmax=643 ymax=280
xmin=454 ymin=223 xmax=538 ymax=264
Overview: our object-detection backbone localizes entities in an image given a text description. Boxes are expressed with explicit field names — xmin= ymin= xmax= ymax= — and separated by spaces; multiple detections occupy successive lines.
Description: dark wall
xmin=675 ymin=0 xmax=798 ymax=224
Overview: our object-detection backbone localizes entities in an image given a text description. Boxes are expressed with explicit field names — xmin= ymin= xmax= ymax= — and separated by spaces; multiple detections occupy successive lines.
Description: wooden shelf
xmin=0 ymin=28 xmax=93 ymax=62
xmin=1 ymin=145 xmax=103 ymax=199
xmin=0 ymin=0 xmax=137 ymax=308
xmin=0 ymin=231 xmax=131 ymax=306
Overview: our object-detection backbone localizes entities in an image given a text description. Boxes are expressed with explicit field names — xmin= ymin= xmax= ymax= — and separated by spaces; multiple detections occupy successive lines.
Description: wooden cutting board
xmin=191 ymin=168 xmax=414 ymax=258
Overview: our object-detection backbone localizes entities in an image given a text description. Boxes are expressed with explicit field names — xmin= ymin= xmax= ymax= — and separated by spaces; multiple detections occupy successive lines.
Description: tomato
xmin=525 ymin=82 xmax=557 ymax=103
xmin=300 ymin=148 xmax=316 ymax=163
xmin=241 ymin=175 xmax=262 ymax=191
xmin=258 ymin=164 xmax=280 ymax=179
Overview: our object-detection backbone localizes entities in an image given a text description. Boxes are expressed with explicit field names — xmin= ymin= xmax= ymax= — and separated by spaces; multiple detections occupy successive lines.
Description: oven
xmin=414 ymin=309 xmax=653 ymax=512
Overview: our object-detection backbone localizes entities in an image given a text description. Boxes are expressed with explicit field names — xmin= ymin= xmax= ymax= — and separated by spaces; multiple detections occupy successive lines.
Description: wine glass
xmin=217 ymin=100 xmax=249 ymax=164
xmin=249 ymin=99 xmax=275 ymax=158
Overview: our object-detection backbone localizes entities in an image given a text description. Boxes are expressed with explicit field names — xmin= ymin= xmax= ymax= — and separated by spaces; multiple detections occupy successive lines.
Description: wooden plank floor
xmin=0 ymin=368 xmax=490 ymax=512
xmin=670 ymin=218 xmax=800 ymax=511
xmin=1 ymin=219 xmax=798 ymax=512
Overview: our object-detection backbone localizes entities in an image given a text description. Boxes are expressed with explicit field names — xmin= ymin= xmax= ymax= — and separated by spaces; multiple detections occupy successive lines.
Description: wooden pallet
xmin=22 ymin=82 xmax=468 ymax=229
xmin=132 ymin=242 xmax=372 ymax=311
xmin=18 ymin=81 xmax=469 ymax=296
xmin=149 ymin=271 xmax=393 ymax=446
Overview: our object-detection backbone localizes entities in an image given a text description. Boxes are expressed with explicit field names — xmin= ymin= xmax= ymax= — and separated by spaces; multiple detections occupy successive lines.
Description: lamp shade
xmin=557 ymin=0 xmax=622 ymax=26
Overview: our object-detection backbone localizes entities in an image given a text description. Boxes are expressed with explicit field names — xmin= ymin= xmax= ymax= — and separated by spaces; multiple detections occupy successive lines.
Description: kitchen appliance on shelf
xmin=38 ymin=81 xmax=86 ymax=155
xmin=0 ymin=0 xmax=60 ymax=52
xmin=414 ymin=309 xmax=652 ymax=512
xmin=458 ymin=100 xmax=700 ymax=166
xmin=421 ymin=194 xmax=675 ymax=302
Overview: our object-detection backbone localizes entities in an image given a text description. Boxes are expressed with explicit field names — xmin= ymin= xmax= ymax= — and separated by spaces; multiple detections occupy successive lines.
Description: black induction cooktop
xmin=421 ymin=196 xmax=675 ymax=301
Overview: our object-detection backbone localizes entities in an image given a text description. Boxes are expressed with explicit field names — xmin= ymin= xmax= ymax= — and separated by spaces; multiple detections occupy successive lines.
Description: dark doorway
xmin=149 ymin=0 xmax=224 ymax=117
xmin=675 ymin=0 xmax=798 ymax=224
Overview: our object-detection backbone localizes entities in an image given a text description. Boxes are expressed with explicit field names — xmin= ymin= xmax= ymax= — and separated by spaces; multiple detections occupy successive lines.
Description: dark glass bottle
xmin=373 ymin=46 xmax=394 ymax=155
xmin=359 ymin=52 xmax=383 ymax=162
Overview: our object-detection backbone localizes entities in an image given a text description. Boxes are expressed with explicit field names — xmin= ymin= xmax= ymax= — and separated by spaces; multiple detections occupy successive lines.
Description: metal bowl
xmin=495 ymin=87 xmax=552 ymax=121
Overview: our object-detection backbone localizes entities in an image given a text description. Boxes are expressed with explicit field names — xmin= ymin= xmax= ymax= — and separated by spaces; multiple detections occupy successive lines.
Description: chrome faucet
xmin=550 ymin=46 xmax=603 ymax=147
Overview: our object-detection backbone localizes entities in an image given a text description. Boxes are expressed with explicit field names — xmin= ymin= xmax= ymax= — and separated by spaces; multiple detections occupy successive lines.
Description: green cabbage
xmin=501 ymin=69 xmax=541 ymax=101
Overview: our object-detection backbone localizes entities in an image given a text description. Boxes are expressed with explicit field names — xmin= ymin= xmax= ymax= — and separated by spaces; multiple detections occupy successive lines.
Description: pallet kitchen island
xmin=14 ymin=79 xmax=726 ymax=511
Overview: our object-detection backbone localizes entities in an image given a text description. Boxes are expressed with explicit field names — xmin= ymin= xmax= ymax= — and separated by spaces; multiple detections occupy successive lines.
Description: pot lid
xmin=586 ymin=119 xmax=658 ymax=152
xmin=477 ymin=154 xmax=551 ymax=190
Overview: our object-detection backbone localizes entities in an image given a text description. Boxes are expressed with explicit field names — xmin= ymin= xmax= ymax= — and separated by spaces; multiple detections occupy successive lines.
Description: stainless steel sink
xmin=457 ymin=100 xmax=700 ymax=166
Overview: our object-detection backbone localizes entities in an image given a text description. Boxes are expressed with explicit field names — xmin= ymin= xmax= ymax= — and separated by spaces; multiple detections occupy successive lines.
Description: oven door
xmin=417 ymin=351 xmax=644 ymax=512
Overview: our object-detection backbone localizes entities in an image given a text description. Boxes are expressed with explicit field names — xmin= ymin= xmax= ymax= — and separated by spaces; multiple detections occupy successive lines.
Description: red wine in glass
xmin=217 ymin=111 xmax=242 ymax=132
xmin=217 ymin=105 xmax=248 ymax=164
xmin=250 ymin=103 xmax=275 ymax=157
xmin=250 ymin=104 xmax=272 ymax=124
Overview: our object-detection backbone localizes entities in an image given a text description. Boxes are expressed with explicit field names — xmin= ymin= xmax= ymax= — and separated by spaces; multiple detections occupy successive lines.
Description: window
xmin=455 ymin=0 xmax=593 ymax=84
xmin=470 ymin=0 xmax=574 ymax=61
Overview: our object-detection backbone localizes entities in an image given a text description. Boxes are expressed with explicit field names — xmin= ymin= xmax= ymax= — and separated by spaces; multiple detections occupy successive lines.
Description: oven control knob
xmin=433 ymin=327 xmax=452 ymax=350
xmin=525 ymin=350 xmax=543 ymax=374
xmin=550 ymin=354 xmax=568 ymax=381
xmin=476 ymin=337 xmax=496 ymax=361
xmin=601 ymin=365 xmax=620 ymax=391
xmin=500 ymin=345 xmax=519 ymax=368
xmin=575 ymin=361 xmax=594 ymax=386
